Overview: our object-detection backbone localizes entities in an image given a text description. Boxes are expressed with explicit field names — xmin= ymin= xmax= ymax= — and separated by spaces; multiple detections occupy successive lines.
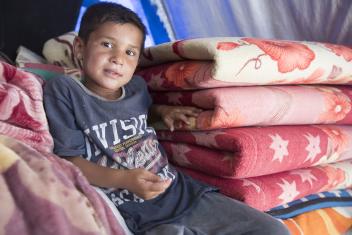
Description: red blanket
xmin=159 ymin=125 xmax=352 ymax=178
xmin=178 ymin=159 xmax=352 ymax=211
xmin=0 ymin=62 xmax=53 ymax=152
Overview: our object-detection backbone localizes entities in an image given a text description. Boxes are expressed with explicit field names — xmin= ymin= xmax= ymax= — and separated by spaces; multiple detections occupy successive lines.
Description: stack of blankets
xmin=135 ymin=37 xmax=352 ymax=233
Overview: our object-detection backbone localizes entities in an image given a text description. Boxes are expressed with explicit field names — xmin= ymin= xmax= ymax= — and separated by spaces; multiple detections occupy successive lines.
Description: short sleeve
xmin=132 ymin=75 xmax=153 ymax=107
xmin=43 ymin=77 xmax=86 ymax=157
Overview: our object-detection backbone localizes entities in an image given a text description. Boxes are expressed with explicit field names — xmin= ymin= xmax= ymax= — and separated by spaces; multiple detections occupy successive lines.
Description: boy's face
xmin=74 ymin=21 xmax=143 ymax=99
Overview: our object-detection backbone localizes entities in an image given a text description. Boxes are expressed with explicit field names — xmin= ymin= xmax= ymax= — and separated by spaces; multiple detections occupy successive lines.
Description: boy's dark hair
xmin=78 ymin=2 xmax=146 ymax=51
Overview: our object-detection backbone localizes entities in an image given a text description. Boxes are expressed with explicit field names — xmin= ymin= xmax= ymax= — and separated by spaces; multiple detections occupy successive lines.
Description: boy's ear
xmin=73 ymin=36 xmax=84 ymax=60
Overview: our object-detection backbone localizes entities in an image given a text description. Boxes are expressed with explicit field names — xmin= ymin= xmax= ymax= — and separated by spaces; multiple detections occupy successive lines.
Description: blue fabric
xmin=267 ymin=189 xmax=352 ymax=219
xmin=160 ymin=0 xmax=352 ymax=45
xmin=43 ymin=75 xmax=214 ymax=233
xmin=141 ymin=0 xmax=170 ymax=44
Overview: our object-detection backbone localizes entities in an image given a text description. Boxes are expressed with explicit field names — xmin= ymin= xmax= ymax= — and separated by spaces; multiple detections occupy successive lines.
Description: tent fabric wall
xmin=158 ymin=0 xmax=352 ymax=45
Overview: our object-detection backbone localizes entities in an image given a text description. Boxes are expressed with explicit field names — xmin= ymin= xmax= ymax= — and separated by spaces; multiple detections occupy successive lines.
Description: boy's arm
xmin=67 ymin=156 xmax=171 ymax=200
xmin=150 ymin=105 xmax=202 ymax=131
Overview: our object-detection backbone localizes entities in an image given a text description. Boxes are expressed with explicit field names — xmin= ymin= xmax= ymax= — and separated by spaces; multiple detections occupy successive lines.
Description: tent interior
xmin=1 ymin=0 xmax=352 ymax=234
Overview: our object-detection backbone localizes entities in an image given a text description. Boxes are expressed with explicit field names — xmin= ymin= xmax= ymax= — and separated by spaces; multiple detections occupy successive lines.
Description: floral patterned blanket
xmin=0 ymin=62 xmax=125 ymax=235
xmin=137 ymin=37 xmax=352 ymax=89
xmin=0 ymin=62 xmax=53 ymax=153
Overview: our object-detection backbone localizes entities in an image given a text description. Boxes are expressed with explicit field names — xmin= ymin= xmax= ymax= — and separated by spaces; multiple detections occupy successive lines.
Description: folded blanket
xmin=268 ymin=188 xmax=352 ymax=219
xmin=282 ymin=207 xmax=352 ymax=235
xmin=152 ymin=85 xmax=352 ymax=129
xmin=41 ymin=34 xmax=352 ymax=88
xmin=0 ymin=62 xmax=53 ymax=152
xmin=0 ymin=135 xmax=125 ymax=235
xmin=177 ymin=159 xmax=352 ymax=211
xmin=42 ymin=31 xmax=82 ymax=69
xmin=137 ymin=37 xmax=352 ymax=88
xmin=159 ymin=125 xmax=352 ymax=178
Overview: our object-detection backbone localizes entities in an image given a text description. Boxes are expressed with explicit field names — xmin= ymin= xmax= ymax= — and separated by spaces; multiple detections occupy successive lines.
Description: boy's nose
xmin=110 ymin=55 xmax=123 ymax=65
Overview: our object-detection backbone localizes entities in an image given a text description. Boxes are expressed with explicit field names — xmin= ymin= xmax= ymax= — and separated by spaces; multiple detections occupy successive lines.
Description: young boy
xmin=43 ymin=2 xmax=290 ymax=235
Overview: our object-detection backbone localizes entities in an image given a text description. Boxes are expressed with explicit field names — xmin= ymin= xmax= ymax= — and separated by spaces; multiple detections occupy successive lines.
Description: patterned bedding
xmin=137 ymin=38 xmax=352 ymax=88
xmin=178 ymin=159 xmax=352 ymax=212
xmin=158 ymin=125 xmax=352 ymax=178
xmin=0 ymin=61 xmax=53 ymax=153
xmin=0 ymin=62 xmax=125 ymax=235
xmin=0 ymin=135 xmax=124 ymax=235
xmin=283 ymin=206 xmax=352 ymax=235
xmin=151 ymin=85 xmax=352 ymax=129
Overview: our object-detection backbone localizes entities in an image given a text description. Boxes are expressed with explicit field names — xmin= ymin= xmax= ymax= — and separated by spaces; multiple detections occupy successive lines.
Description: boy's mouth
xmin=104 ymin=69 xmax=122 ymax=78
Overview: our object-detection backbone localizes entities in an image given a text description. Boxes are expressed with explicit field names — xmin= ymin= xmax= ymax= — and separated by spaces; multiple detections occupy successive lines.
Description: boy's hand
xmin=122 ymin=168 xmax=172 ymax=200
xmin=155 ymin=105 xmax=202 ymax=131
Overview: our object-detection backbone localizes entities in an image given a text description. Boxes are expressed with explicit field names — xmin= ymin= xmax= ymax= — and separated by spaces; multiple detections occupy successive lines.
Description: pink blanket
xmin=0 ymin=62 xmax=53 ymax=153
xmin=178 ymin=159 xmax=352 ymax=211
xmin=152 ymin=85 xmax=352 ymax=129
xmin=0 ymin=135 xmax=124 ymax=235
xmin=158 ymin=125 xmax=352 ymax=178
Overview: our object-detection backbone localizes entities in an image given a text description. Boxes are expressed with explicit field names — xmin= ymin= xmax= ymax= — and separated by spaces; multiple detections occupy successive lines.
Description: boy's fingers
xmin=185 ymin=107 xmax=202 ymax=113
xmin=177 ymin=108 xmax=202 ymax=117
xmin=143 ymin=171 xmax=164 ymax=182
xmin=147 ymin=180 xmax=170 ymax=192
xmin=163 ymin=117 xmax=174 ymax=131
xmin=175 ymin=113 xmax=191 ymax=125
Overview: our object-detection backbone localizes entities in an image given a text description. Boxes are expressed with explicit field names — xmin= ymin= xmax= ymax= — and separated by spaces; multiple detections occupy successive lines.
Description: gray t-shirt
xmin=44 ymin=75 xmax=213 ymax=233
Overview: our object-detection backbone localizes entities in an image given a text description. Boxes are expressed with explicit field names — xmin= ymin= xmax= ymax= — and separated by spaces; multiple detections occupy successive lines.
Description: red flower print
xmin=2 ymin=62 xmax=17 ymax=81
xmin=1 ymin=62 xmax=33 ymax=82
xmin=217 ymin=42 xmax=240 ymax=50
xmin=10 ymin=100 xmax=42 ymax=129
xmin=324 ymin=43 xmax=352 ymax=62
xmin=165 ymin=62 xmax=201 ymax=88
xmin=318 ymin=87 xmax=351 ymax=122
xmin=321 ymin=165 xmax=346 ymax=191
xmin=243 ymin=38 xmax=315 ymax=73
xmin=317 ymin=126 xmax=349 ymax=153
xmin=172 ymin=40 xmax=188 ymax=59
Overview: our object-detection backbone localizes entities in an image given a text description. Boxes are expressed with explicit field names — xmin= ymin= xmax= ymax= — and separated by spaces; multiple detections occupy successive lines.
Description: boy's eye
xmin=126 ymin=50 xmax=136 ymax=56
xmin=102 ymin=41 xmax=113 ymax=48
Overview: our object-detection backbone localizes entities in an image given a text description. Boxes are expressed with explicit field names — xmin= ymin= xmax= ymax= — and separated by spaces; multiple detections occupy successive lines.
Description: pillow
xmin=42 ymin=31 xmax=81 ymax=69
xmin=16 ymin=45 xmax=81 ymax=81
xmin=16 ymin=45 xmax=47 ymax=64
xmin=19 ymin=62 xmax=81 ymax=81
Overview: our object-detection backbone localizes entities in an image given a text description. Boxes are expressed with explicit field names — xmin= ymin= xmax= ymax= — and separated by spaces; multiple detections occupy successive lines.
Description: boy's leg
xmin=145 ymin=192 xmax=290 ymax=235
